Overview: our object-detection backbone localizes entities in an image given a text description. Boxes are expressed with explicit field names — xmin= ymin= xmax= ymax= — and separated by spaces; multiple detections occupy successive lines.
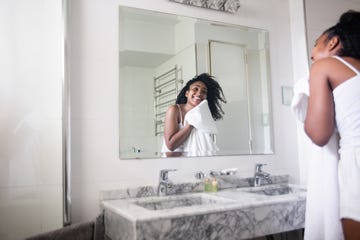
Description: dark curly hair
xmin=176 ymin=73 xmax=227 ymax=120
xmin=323 ymin=10 xmax=360 ymax=59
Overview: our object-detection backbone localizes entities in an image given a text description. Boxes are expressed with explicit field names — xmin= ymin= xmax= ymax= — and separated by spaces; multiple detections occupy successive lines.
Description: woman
xmin=305 ymin=10 xmax=360 ymax=239
xmin=162 ymin=73 xmax=226 ymax=157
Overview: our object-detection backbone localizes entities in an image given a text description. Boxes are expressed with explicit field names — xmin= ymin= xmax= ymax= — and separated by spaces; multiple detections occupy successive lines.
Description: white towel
xmin=291 ymin=76 xmax=309 ymax=122
xmin=291 ymin=77 xmax=344 ymax=240
xmin=184 ymin=100 xmax=218 ymax=134
xmin=183 ymin=100 xmax=219 ymax=156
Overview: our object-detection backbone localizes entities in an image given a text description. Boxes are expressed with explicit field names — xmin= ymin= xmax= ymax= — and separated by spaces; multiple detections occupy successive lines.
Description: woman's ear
xmin=328 ymin=36 xmax=340 ymax=52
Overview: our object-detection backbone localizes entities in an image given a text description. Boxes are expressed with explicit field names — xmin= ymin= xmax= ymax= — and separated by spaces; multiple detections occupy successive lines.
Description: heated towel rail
xmin=154 ymin=65 xmax=183 ymax=136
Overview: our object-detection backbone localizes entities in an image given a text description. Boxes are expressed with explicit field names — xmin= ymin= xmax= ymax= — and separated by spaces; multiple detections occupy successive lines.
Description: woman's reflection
xmin=161 ymin=73 xmax=227 ymax=157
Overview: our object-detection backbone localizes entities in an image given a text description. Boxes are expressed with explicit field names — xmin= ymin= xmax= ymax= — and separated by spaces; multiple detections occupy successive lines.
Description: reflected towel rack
xmin=154 ymin=65 xmax=183 ymax=136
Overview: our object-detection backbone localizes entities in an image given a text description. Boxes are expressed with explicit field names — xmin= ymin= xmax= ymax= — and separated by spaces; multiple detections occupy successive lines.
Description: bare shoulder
xmin=310 ymin=57 xmax=348 ymax=78
xmin=166 ymin=104 xmax=179 ymax=117
xmin=311 ymin=57 xmax=340 ymax=70
xmin=167 ymin=104 xmax=178 ymax=112
xmin=311 ymin=57 xmax=359 ymax=89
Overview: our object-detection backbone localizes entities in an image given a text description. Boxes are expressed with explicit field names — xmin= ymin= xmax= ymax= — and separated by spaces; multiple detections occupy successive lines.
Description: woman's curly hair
xmin=323 ymin=10 xmax=360 ymax=59
xmin=176 ymin=73 xmax=227 ymax=120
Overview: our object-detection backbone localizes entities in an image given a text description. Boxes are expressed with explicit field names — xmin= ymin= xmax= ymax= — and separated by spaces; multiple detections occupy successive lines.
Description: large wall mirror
xmin=119 ymin=6 xmax=274 ymax=159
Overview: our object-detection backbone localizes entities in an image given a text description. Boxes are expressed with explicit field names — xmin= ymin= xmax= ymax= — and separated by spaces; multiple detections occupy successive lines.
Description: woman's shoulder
xmin=166 ymin=104 xmax=181 ymax=115
xmin=313 ymin=56 xmax=339 ymax=65
xmin=311 ymin=57 xmax=344 ymax=72
xmin=311 ymin=56 xmax=360 ymax=88
xmin=167 ymin=104 xmax=179 ymax=110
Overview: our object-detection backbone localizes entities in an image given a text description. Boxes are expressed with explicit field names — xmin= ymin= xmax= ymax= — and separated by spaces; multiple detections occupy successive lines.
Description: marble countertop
xmin=101 ymin=183 xmax=306 ymax=222
xmin=101 ymin=176 xmax=307 ymax=240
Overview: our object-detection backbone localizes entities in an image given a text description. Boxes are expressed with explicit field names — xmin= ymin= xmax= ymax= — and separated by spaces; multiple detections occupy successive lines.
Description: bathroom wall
xmin=69 ymin=0 xmax=302 ymax=223
xmin=0 ymin=0 xmax=63 ymax=239
xmin=305 ymin=0 xmax=360 ymax=59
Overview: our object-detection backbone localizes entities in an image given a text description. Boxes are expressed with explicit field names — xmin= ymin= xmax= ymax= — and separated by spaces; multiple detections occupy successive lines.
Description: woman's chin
xmin=193 ymin=99 xmax=204 ymax=105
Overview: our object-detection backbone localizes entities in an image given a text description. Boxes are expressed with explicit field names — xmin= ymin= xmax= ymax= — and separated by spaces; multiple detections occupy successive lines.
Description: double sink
xmin=102 ymin=183 xmax=306 ymax=240
xmin=133 ymin=184 xmax=304 ymax=211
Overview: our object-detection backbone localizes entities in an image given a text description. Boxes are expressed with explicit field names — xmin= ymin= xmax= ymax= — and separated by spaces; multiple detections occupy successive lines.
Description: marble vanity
xmin=100 ymin=175 xmax=306 ymax=240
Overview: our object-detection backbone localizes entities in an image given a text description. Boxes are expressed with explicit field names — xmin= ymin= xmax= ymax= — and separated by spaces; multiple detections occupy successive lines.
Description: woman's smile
xmin=185 ymin=81 xmax=208 ymax=106
xmin=192 ymin=95 xmax=204 ymax=105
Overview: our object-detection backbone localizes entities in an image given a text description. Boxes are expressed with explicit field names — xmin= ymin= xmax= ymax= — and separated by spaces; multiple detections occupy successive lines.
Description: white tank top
xmin=332 ymin=56 xmax=360 ymax=149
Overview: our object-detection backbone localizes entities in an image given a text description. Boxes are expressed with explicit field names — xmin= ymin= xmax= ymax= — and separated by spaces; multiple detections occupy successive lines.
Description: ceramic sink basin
xmin=133 ymin=194 xmax=233 ymax=211
xmin=244 ymin=184 xmax=306 ymax=196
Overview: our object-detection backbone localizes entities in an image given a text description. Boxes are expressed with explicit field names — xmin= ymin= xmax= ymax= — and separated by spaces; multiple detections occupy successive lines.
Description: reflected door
xmin=209 ymin=41 xmax=252 ymax=154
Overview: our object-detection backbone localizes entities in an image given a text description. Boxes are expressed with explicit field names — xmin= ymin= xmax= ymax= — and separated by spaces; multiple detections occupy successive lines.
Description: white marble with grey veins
xmin=100 ymin=175 xmax=289 ymax=201
xmin=168 ymin=0 xmax=241 ymax=13
xmin=101 ymin=175 xmax=305 ymax=240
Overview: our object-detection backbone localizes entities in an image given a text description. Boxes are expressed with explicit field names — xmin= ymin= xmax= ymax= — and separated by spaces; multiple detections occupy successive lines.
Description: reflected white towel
xmin=184 ymin=100 xmax=218 ymax=134
xmin=291 ymin=77 xmax=344 ymax=240
xmin=183 ymin=100 xmax=218 ymax=156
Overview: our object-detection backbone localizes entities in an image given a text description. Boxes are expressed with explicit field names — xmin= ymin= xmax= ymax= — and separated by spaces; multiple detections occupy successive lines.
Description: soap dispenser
xmin=211 ymin=177 xmax=218 ymax=192
xmin=204 ymin=177 xmax=212 ymax=192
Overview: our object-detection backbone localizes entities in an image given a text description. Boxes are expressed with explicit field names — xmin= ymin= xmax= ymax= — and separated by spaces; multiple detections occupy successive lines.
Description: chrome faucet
xmin=253 ymin=164 xmax=272 ymax=187
xmin=157 ymin=169 xmax=177 ymax=196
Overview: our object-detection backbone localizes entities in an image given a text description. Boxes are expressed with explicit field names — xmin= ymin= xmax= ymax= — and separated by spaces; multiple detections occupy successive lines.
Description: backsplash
xmin=100 ymin=174 xmax=289 ymax=201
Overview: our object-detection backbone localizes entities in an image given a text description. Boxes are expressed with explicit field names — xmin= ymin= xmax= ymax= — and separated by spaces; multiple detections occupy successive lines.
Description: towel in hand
xmin=291 ymin=77 xmax=343 ymax=240
xmin=291 ymin=76 xmax=309 ymax=122
xmin=184 ymin=100 xmax=218 ymax=134
xmin=183 ymin=100 xmax=219 ymax=156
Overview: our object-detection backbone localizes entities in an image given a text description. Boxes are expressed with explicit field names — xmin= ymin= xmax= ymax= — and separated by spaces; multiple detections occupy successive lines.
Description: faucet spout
xmin=253 ymin=164 xmax=272 ymax=187
xmin=157 ymin=182 xmax=170 ymax=196
xmin=157 ymin=169 xmax=177 ymax=196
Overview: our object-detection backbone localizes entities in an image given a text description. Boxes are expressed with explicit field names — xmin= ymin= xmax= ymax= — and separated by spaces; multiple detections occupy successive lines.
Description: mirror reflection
xmin=119 ymin=6 xmax=274 ymax=159
xmin=161 ymin=73 xmax=227 ymax=157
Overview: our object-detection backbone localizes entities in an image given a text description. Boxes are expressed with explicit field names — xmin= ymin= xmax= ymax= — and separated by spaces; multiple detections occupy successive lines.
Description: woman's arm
xmin=305 ymin=59 xmax=335 ymax=146
xmin=164 ymin=105 xmax=193 ymax=151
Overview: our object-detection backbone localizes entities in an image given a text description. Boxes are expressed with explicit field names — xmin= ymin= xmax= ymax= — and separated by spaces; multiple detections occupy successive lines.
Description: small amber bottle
xmin=211 ymin=177 xmax=218 ymax=192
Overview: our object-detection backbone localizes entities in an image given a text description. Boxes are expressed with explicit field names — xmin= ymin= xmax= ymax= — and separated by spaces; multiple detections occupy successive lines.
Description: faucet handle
xmin=220 ymin=168 xmax=238 ymax=175
xmin=255 ymin=163 xmax=267 ymax=172
xmin=159 ymin=169 xmax=177 ymax=181
xmin=195 ymin=171 xmax=206 ymax=179
xmin=209 ymin=171 xmax=220 ymax=177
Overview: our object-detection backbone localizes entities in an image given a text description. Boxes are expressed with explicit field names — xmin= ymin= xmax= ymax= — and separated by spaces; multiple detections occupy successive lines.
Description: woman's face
xmin=185 ymin=81 xmax=208 ymax=106
xmin=311 ymin=33 xmax=340 ymax=62
xmin=311 ymin=33 xmax=331 ymax=62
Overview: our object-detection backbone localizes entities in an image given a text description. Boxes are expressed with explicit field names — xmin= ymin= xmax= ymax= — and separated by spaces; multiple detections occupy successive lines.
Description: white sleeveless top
xmin=161 ymin=101 xmax=219 ymax=157
xmin=332 ymin=56 xmax=360 ymax=149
